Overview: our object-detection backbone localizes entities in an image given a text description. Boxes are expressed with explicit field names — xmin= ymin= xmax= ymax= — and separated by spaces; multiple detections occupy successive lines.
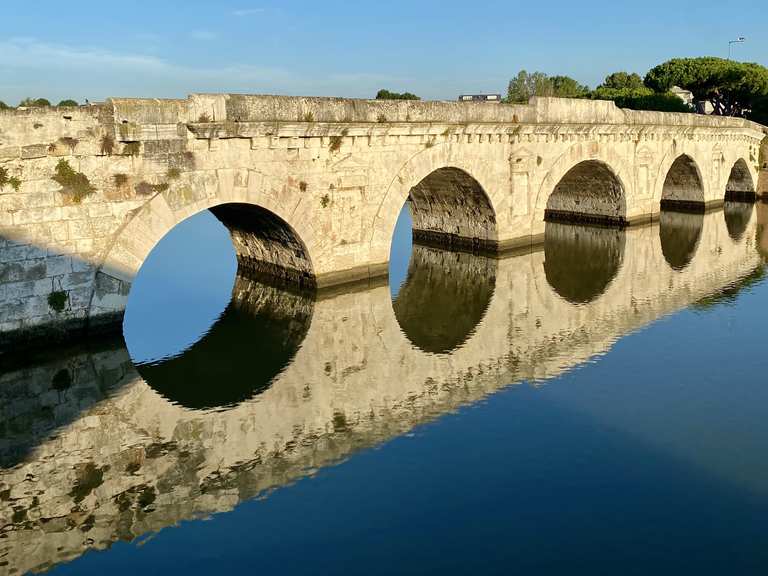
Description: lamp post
xmin=728 ymin=37 xmax=746 ymax=60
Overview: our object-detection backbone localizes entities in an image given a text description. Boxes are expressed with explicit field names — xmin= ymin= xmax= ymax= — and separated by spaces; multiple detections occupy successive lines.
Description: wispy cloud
xmin=232 ymin=8 xmax=265 ymax=16
xmin=190 ymin=30 xmax=217 ymax=41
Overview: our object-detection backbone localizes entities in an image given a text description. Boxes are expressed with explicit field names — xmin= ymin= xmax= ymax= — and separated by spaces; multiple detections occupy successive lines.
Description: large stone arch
xmin=654 ymin=147 xmax=709 ymax=210
xmin=724 ymin=158 xmax=757 ymax=202
xmin=87 ymin=169 xmax=321 ymax=328
xmin=369 ymin=144 xmax=505 ymax=266
xmin=533 ymin=142 xmax=633 ymax=232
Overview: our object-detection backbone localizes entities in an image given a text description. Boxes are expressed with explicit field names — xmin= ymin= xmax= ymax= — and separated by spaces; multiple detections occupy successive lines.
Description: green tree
xmin=506 ymin=70 xmax=589 ymax=102
xmin=600 ymin=72 xmax=645 ymax=91
xmin=19 ymin=97 xmax=52 ymax=107
xmin=749 ymin=95 xmax=768 ymax=127
xmin=58 ymin=99 xmax=79 ymax=107
xmin=375 ymin=89 xmax=420 ymax=101
xmin=645 ymin=57 xmax=768 ymax=117
xmin=0 ymin=101 xmax=9 ymax=110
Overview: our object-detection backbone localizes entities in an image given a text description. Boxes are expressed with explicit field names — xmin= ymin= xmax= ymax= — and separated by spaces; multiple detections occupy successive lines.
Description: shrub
xmin=197 ymin=112 xmax=211 ymax=123
xmin=100 ymin=135 xmax=115 ymax=155
xmin=375 ymin=89 xmax=420 ymax=101
xmin=320 ymin=194 xmax=331 ymax=208
xmin=51 ymin=159 xmax=95 ymax=203
xmin=0 ymin=101 xmax=8 ymax=110
xmin=167 ymin=167 xmax=181 ymax=180
xmin=48 ymin=290 xmax=68 ymax=313
xmin=377 ymin=113 xmax=387 ymax=123
xmin=302 ymin=111 xmax=314 ymax=122
xmin=58 ymin=99 xmax=79 ymax=107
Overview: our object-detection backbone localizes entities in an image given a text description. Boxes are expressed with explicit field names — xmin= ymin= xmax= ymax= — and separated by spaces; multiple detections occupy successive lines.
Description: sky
xmin=1 ymin=0 xmax=766 ymax=105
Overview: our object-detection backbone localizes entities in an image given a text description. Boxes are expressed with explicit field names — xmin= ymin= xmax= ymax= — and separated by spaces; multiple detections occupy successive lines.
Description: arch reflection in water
xmin=392 ymin=245 xmax=496 ymax=354
xmin=659 ymin=210 xmax=704 ymax=271
xmin=724 ymin=201 xmax=754 ymax=242
xmin=543 ymin=222 xmax=625 ymax=304
xmin=135 ymin=275 xmax=314 ymax=410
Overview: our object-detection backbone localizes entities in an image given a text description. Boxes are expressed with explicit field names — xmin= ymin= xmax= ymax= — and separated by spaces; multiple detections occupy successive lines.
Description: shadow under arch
xmin=725 ymin=158 xmax=756 ymax=202
xmin=135 ymin=275 xmax=314 ymax=410
xmin=659 ymin=210 xmax=704 ymax=271
xmin=544 ymin=160 xmax=627 ymax=226
xmin=660 ymin=154 xmax=705 ymax=212
xmin=392 ymin=245 xmax=496 ymax=354
xmin=544 ymin=222 xmax=626 ymax=304
xmin=724 ymin=201 xmax=754 ymax=242
xmin=407 ymin=167 xmax=498 ymax=252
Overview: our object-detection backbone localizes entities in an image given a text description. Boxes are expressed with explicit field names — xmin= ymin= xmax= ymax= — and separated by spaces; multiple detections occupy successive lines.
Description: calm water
xmin=2 ymin=203 xmax=768 ymax=575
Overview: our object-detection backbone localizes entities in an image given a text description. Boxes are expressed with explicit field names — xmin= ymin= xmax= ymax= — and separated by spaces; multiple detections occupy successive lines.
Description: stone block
xmin=21 ymin=144 xmax=49 ymax=159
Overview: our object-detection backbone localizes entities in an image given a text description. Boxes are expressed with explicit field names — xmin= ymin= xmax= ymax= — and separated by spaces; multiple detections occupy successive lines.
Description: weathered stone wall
xmin=0 ymin=95 xmax=763 ymax=352
xmin=0 ymin=208 xmax=763 ymax=575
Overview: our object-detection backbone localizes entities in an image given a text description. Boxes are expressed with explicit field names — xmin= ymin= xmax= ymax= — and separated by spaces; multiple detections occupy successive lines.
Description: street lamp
xmin=728 ymin=37 xmax=746 ymax=60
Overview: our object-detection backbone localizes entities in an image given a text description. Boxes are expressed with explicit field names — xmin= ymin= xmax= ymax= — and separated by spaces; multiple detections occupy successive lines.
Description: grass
xmin=377 ymin=113 xmax=387 ymax=123
xmin=47 ymin=290 xmax=68 ymax=313
xmin=51 ymin=159 xmax=95 ymax=203
xmin=197 ymin=112 xmax=212 ymax=123
xmin=302 ymin=111 xmax=315 ymax=122
xmin=58 ymin=137 xmax=78 ymax=152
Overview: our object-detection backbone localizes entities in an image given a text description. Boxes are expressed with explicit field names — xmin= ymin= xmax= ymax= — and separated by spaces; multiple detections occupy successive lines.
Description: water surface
xmin=2 ymin=204 xmax=768 ymax=575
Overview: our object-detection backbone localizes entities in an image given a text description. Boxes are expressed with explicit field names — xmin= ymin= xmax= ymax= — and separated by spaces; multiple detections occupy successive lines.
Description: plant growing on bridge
xmin=123 ymin=141 xmax=141 ymax=156
xmin=0 ymin=167 xmax=21 ymax=192
xmin=302 ymin=111 xmax=314 ymax=122
xmin=47 ymin=290 xmax=68 ymax=313
xmin=329 ymin=135 xmax=343 ymax=153
xmin=113 ymin=173 xmax=129 ymax=188
xmin=51 ymin=159 xmax=95 ymax=203
xmin=58 ymin=136 xmax=78 ymax=153
xmin=320 ymin=194 xmax=331 ymax=208
xmin=645 ymin=58 xmax=768 ymax=117
xmin=100 ymin=134 xmax=115 ymax=155
xmin=135 ymin=181 xmax=170 ymax=195
xmin=377 ymin=113 xmax=387 ymax=123
xmin=197 ymin=112 xmax=211 ymax=123
xmin=167 ymin=167 xmax=181 ymax=180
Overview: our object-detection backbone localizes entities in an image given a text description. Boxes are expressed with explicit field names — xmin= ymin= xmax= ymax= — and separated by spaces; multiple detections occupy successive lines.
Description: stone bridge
xmin=1 ymin=205 xmax=766 ymax=574
xmin=0 ymin=94 xmax=765 ymax=350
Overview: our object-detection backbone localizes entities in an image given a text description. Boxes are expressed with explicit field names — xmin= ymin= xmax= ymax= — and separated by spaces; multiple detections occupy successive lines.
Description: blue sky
xmin=1 ymin=0 xmax=765 ymax=104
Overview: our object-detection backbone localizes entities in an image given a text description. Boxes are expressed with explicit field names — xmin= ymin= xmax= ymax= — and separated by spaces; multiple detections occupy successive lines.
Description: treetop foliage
xmin=19 ymin=97 xmax=52 ymax=108
xmin=644 ymin=57 xmax=768 ymax=116
xmin=505 ymin=70 xmax=589 ymax=103
xmin=57 ymin=99 xmax=79 ymax=107
xmin=376 ymin=89 xmax=420 ymax=101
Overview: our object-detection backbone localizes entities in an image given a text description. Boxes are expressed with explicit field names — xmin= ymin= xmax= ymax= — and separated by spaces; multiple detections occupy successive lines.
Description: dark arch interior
xmin=408 ymin=167 xmax=498 ymax=252
xmin=544 ymin=222 xmax=626 ymax=304
xmin=393 ymin=245 xmax=496 ymax=354
xmin=135 ymin=275 xmax=314 ymax=410
xmin=545 ymin=161 xmax=626 ymax=226
xmin=724 ymin=201 xmax=753 ymax=242
xmin=725 ymin=159 xmax=756 ymax=202
xmin=661 ymin=155 xmax=705 ymax=212
xmin=210 ymin=203 xmax=315 ymax=289
xmin=659 ymin=210 xmax=704 ymax=271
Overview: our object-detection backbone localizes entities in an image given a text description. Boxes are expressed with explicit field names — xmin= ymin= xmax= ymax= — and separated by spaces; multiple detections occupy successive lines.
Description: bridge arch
xmin=534 ymin=142 xmax=632 ymax=229
xmin=725 ymin=158 xmax=756 ymax=201
xmin=369 ymin=145 xmax=504 ymax=265
xmin=87 ymin=170 xmax=320 ymax=326
xmin=657 ymin=153 xmax=706 ymax=211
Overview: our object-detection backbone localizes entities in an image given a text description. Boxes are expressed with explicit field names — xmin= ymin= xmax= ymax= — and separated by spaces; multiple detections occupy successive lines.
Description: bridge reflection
xmin=0 ymin=206 xmax=766 ymax=575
